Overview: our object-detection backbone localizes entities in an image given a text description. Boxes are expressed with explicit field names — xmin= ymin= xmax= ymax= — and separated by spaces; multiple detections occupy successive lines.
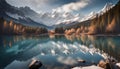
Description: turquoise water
xmin=0 ymin=35 xmax=120 ymax=69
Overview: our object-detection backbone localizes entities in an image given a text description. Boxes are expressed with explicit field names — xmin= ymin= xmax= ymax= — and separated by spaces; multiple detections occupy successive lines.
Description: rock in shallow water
xmin=98 ymin=60 xmax=112 ymax=69
xmin=29 ymin=59 xmax=42 ymax=69
xmin=116 ymin=63 xmax=120 ymax=68
xmin=98 ymin=60 xmax=106 ymax=68
xmin=78 ymin=59 xmax=86 ymax=63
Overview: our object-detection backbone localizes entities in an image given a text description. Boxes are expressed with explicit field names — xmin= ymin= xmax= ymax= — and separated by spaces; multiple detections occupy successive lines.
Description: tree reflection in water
xmin=0 ymin=35 xmax=120 ymax=69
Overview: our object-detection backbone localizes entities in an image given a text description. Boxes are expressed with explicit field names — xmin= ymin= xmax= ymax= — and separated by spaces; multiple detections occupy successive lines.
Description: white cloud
xmin=7 ymin=0 xmax=90 ymax=13
xmin=7 ymin=0 xmax=50 ymax=7
xmin=53 ymin=0 xmax=90 ymax=12
xmin=6 ymin=0 xmax=53 ymax=13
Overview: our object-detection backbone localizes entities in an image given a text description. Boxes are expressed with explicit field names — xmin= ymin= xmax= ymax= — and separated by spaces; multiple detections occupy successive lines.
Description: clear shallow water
xmin=0 ymin=35 xmax=120 ymax=69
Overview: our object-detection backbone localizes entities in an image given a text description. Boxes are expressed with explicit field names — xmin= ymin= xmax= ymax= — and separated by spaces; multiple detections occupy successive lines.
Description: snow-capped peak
xmin=100 ymin=3 xmax=114 ymax=14
xmin=54 ymin=12 xmax=80 ymax=25
xmin=80 ymin=3 xmax=114 ymax=22
xmin=81 ymin=11 xmax=97 ymax=22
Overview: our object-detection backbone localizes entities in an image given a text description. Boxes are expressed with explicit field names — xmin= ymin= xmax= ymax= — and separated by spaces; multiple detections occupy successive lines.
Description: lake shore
xmin=72 ymin=61 xmax=120 ymax=69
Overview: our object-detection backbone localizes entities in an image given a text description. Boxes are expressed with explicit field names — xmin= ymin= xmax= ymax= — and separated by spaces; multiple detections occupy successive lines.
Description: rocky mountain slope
xmin=0 ymin=0 xmax=48 ymax=28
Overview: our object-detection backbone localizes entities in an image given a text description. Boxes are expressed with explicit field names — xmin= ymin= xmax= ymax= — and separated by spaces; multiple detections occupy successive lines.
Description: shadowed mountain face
xmin=0 ymin=0 xmax=25 ymax=17
xmin=0 ymin=0 xmax=48 ymax=28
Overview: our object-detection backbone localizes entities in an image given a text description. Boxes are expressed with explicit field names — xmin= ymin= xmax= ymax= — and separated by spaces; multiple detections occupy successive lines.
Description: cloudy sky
xmin=6 ymin=0 xmax=118 ymax=14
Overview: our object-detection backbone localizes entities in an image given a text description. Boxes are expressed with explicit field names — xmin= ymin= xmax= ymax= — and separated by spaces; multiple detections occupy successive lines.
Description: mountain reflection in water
xmin=0 ymin=35 xmax=120 ymax=69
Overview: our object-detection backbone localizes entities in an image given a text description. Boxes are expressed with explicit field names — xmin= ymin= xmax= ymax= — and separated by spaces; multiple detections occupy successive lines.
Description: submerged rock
xmin=98 ymin=60 xmax=106 ymax=68
xmin=78 ymin=59 xmax=86 ymax=63
xmin=98 ymin=59 xmax=118 ymax=69
xmin=29 ymin=59 xmax=42 ymax=69
xmin=105 ymin=63 xmax=111 ymax=69
xmin=98 ymin=60 xmax=112 ymax=69
xmin=116 ymin=63 xmax=120 ymax=68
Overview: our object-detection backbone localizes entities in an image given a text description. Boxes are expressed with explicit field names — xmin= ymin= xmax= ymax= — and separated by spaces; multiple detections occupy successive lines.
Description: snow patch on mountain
xmin=81 ymin=11 xmax=97 ymax=21
xmin=37 ymin=11 xmax=81 ymax=25
xmin=6 ymin=12 xmax=23 ymax=19
xmin=101 ymin=3 xmax=114 ymax=13
xmin=56 ymin=16 xmax=80 ymax=25
xmin=80 ymin=3 xmax=114 ymax=22
xmin=34 ymin=2 xmax=114 ymax=26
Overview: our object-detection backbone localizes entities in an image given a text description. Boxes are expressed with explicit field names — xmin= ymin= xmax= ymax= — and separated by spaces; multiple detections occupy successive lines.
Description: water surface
xmin=0 ymin=35 xmax=120 ymax=69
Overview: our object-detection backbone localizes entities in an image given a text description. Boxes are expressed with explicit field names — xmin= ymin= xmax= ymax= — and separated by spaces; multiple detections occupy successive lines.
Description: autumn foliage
xmin=0 ymin=18 xmax=48 ymax=35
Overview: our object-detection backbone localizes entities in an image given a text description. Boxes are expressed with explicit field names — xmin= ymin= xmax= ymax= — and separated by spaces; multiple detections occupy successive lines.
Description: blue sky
xmin=6 ymin=0 xmax=118 ymax=15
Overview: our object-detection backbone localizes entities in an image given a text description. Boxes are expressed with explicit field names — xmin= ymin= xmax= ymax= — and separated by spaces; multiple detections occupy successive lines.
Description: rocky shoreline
xmin=72 ymin=59 xmax=120 ymax=69
xmin=28 ymin=58 xmax=120 ymax=69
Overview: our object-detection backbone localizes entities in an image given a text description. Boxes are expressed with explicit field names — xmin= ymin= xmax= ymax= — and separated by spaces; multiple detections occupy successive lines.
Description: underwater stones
xmin=78 ymin=59 xmax=86 ymax=63
xmin=98 ymin=59 xmax=114 ymax=69
xmin=29 ymin=59 xmax=42 ymax=69
xmin=116 ymin=63 xmax=120 ymax=68
xmin=98 ymin=60 xmax=106 ymax=68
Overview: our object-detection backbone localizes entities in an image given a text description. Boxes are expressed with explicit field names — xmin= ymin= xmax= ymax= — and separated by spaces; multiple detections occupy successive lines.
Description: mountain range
xmin=0 ymin=0 xmax=48 ymax=28
xmin=0 ymin=0 xmax=81 ymax=27
xmin=64 ymin=0 xmax=120 ymax=34
xmin=53 ymin=2 xmax=114 ymax=28
xmin=0 ymin=0 xmax=118 ymax=30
